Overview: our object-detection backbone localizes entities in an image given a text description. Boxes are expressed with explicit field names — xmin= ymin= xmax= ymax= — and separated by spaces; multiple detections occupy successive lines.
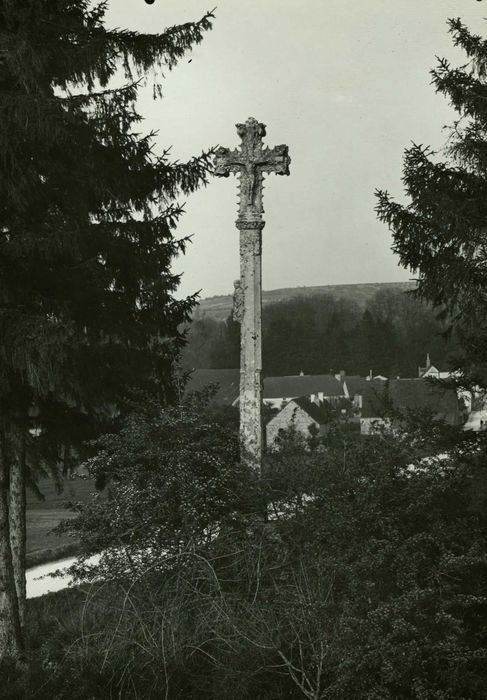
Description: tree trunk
xmin=0 ymin=431 xmax=24 ymax=663
xmin=9 ymin=433 xmax=26 ymax=631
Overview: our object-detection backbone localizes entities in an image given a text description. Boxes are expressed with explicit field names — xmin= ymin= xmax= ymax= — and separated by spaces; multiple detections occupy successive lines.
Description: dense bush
xmin=15 ymin=407 xmax=487 ymax=699
xmin=56 ymin=397 xmax=260 ymax=582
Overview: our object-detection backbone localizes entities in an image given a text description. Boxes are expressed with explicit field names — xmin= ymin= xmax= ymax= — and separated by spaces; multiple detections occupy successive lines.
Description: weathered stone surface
xmin=215 ymin=117 xmax=290 ymax=221
xmin=232 ymin=279 xmax=244 ymax=323
xmin=215 ymin=118 xmax=290 ymax=471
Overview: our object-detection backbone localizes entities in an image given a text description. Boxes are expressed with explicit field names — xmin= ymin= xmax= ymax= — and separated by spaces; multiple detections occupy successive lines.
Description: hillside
xmin=193 ymin=281 xmax=415 ymax=322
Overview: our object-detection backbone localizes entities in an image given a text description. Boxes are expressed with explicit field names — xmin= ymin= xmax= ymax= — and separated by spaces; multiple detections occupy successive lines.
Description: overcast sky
xmin=105 ymin=0 xmax=486 ymax=300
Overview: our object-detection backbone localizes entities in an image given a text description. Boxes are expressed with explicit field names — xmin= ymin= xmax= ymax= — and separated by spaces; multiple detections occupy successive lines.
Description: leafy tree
xmin=274 ymin=426 xmax=487 ymax=698
xmin=27 ymin=413 xmax=487 ymax=699
xmin=263 ymin=314 xmax=295 ymax=375
xmin=181 ymin=316 xmax=222 ymax=369
xmin=0 ymin=0 xmax=213 ymax=665
xmin=60 ymin=396 xmax=258 ymax=583
xmin=355 ymin=309 xmax=380 ymax=375
xmin=186 ymin=290 xmax=451 ymax=378
xmin=376 ymin=18 xmax=487 ymax=387
xmin=210 ymin=314 xmax=240 ymax=369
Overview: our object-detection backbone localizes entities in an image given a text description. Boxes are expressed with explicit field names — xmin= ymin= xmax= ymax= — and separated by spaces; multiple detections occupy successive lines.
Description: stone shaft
xmin=238 ymin=223 xmax=264 ymax=467
xmin=214 ymin=118 xmax=290 ymax=472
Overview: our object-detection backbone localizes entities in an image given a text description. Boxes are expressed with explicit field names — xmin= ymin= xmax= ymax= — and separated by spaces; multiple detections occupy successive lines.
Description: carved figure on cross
xmin=214 ymin=117 xmax=290 ymax=220
xmin=232 ymin=279 xmax=244 ymax=323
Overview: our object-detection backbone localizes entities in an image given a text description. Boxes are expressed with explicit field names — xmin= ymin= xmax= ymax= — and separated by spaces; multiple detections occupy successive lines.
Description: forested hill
xmin=194 ymin=281 xmax=415 ymax=322
xmin=182 ymin=281 xmax=454 ymax=379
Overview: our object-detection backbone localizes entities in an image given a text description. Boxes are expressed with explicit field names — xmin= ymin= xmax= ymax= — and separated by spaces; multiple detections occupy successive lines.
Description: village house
xmin=418 ymin=353 xmax=453 ymax=380
xmin=418 ymin=354 xmax=474 ymax=413
xmin=360 ymin=378 xmax=468 ymax=434
xmin=186 ymin=368 xmax=371 ymax=416
xmin=263 ymin=373 xmax=345 ymax=409
xmin=185 ymin=370 xmax=351 ymax=410
xmin=266 ymin=396 xmax=332 ymax=448
xmin=341 ymin=374 xmax=369 ymax=409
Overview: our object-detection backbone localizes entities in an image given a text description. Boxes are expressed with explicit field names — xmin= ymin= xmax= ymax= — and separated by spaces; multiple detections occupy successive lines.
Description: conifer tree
xmin=0 ymin=0 xmax=214 ymax=664
xmin=376 ymin=18 xmax=487 ymax=386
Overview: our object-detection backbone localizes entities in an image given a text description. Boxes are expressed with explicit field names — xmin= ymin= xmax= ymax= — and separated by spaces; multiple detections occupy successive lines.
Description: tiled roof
xmin=263 ymin=374 xmax=344 ymax=399
xmin=293 ymin=397 xmax=333 ymax=424
xmin=344 ymin=376 xmax=368 ymax=396
xmin=390 ymin=379 xmax=459 ymax=414
xmin=362 ymin=379 xmax=460 ymax=419
xmin=186 ymin=371 xmax=352 ymax=406
xmin=361 ymin=382 xmax=390 ymax=418
xmin=184 ymin=369 xmax=240 ymax=405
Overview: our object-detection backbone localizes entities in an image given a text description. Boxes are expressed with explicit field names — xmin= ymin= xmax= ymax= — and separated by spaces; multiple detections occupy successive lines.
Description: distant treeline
xmin=181 ymin=288 xmax=453 ymax=378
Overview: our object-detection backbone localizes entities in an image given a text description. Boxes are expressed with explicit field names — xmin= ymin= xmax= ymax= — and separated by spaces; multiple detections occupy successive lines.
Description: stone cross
xmin=215 ymin=118 xmax=290 ymax=471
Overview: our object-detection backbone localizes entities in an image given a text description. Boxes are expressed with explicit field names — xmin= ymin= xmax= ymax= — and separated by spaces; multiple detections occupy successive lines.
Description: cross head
xmin=214 ymin=117 xmax=290 ymax=219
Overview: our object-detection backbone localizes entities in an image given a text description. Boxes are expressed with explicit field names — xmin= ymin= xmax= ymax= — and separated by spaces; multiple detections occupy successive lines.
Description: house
xmin=418 ymin=353 xmax=453 ymax=380
xmin=463 ymin=389 xmax=487 ymax=431
xmin=185 ymin=369 xmax=374 ymax=424
xmin=185 ymin=370 xmax=347 ymax=409
xmin=360 ymin=378 xmax=467 ymax=434
xmin=342 ymin=375 xmax=369 ymax=409
xmin=417 ymin=354 xmax=474 ymax=413
xmin=263 ymin=374 xmax=345 ymax=409
xmin=266 ymin=397 xmax=332 ymax=448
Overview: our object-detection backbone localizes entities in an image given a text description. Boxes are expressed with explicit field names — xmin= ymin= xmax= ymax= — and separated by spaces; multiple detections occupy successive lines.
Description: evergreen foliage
xmin=376 ymin=18 xmax=487 ymax=387
xmin=0 ymin=0 xmax=214 ymax=443
xmin=0 ymin=0 xmax=214 ymax=665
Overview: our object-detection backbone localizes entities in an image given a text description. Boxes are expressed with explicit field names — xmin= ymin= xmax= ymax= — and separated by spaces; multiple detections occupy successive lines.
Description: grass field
xmin=26 ymin=477 xmax=96 ymax=567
